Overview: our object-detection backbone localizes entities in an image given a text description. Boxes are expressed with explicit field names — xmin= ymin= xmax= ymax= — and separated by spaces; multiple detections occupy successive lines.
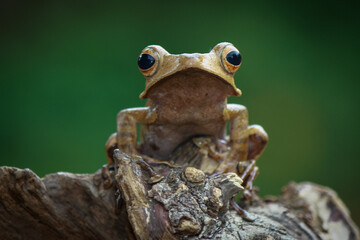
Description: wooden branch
xmin=0 ymin=166 xmax=133 ymax=240
xmin=0 ymin=138 xmax=359 ymax=239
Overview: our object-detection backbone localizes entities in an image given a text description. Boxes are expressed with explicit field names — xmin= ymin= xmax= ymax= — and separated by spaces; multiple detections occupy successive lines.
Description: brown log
xmin=0 ymin=137 xmax=359 ymax=239
xmin=0 ymin=166 xmax=133 ymax=240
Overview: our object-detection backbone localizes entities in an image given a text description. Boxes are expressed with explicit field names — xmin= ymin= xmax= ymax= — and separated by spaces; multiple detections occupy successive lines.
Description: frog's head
xmin=137 ymin=42 xmax=242 ymax=99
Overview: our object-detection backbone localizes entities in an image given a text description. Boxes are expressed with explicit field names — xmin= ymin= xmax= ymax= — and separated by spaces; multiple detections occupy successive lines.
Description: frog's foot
xmin=230 ymin=198 xmax=255 ymax=222
xmin=238 ymin=160 xmax=259 ymax=200
xmin=101 ymin=164 xmax=115 ymax=189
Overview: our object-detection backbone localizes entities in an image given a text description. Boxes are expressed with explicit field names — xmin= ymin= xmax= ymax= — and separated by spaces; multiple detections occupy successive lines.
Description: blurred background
xmin=1 ymin=0 xmax=359 ymax=226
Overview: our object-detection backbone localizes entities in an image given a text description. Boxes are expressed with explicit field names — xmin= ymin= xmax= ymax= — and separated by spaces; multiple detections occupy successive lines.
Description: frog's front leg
xmin=105 ymin=107 xmax=156 ymax=161
xmin=216 ymin=104 xmax=249 ymax=173
xmin=116 ymin=107 xmax=156 ymax=155
xmin=217 ymin=104 xmax=268 ymax=173
xmin=238 ymin=124 xmax=268 ymax=200
xmin=104 ymin=107 xmax=162 ymax=184
xmin=216 ymin=104 xmax=267 ymax=199
xmin=215 ymin=104 xmax=267 ymax=220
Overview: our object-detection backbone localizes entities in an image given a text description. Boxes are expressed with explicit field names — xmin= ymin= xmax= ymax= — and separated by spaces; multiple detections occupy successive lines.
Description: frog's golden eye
xmin=221 ymin=45 xmax=242 ymax=73
xmin=138 ymin=48 xmax=159 ymax=77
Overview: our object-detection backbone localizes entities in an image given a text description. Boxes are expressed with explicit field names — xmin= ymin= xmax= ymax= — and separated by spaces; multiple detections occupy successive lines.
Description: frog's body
xmin=141 ymin=69 xmax=234 ymax=159
xmin=106 ymin=42 xmax=267 ymax=179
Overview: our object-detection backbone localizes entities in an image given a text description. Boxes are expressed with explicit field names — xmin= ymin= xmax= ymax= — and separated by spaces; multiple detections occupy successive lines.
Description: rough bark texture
xmin=0 ymin=138 xmax=359 ymax=239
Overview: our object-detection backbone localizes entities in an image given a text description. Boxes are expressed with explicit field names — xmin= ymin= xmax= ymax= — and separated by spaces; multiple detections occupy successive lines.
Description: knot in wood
xmin=183 ymin=167 xmax=205 ymax=184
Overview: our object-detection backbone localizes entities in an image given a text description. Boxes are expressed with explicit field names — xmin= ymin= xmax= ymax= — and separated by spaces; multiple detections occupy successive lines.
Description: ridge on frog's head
xmin=137 ymin=42 xmax=243 ymax=99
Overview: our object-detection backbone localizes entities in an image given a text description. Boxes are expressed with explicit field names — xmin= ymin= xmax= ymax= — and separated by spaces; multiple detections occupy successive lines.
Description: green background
xmin=1 ymin=0 xmax=359 ymax=226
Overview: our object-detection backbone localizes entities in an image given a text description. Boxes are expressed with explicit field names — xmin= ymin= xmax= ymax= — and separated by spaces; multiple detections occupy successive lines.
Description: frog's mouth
xmin=140 ymin=68 xmax=241 ymax=100
xmin=142 ymin=68 xmax=239 ymax=104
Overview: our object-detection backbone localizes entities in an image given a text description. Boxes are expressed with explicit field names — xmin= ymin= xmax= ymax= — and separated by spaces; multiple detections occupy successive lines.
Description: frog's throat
xmin=139 ymin=68 xmax=242 ymax=99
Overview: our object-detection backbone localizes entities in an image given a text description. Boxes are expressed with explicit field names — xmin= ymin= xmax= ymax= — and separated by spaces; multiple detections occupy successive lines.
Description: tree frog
xmin=105 ymin=42 xmax=268 ymax=196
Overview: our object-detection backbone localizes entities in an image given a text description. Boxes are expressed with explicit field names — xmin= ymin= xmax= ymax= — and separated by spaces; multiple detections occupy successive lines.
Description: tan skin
xmin=104 ymin=42 xmax=268 ymax=220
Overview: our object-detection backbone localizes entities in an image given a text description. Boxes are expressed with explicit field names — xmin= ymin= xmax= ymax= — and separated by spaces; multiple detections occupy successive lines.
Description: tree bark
xmin=0 ymin=138 xmax=359 ymax=239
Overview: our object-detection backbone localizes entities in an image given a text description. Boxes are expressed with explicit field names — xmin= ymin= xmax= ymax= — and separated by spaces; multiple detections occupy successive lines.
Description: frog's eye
xmin=221 ymin=45 xmax=242 ymax=73
xmin=138 ymin=48 xmax=159 ymax=77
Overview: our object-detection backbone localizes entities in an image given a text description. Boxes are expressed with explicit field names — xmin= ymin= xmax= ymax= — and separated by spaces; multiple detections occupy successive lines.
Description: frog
xmin=104 ymin=42 xmax=268 ymax=218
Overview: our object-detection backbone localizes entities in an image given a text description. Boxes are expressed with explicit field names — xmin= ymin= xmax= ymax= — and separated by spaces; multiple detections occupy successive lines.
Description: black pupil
xmin=226 ymin=51 xmax=241 ymax=66
xmin=138 ymin=54 xmax=155 ymax=70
